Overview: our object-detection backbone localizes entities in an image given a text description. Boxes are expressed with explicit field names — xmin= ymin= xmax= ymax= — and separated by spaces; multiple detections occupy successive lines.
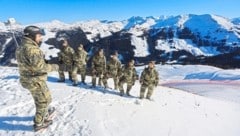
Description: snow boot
xmin=81 ymin=81 xmax=87 ymax=85
xmin=72 ymin=81 xmax=78 ymax=86
xmin=126 ymin=90 xmax=131 ymax=96
xmin=34 ymin=120 xmax=53 ymax=132
xmin=44 ymin=107 xmax=56 ymax=121
xmin=120 ymin=91 xmax=124 ymax=96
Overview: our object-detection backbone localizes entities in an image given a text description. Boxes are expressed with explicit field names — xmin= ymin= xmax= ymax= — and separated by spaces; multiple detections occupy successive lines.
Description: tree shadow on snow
xmin=0 ymin=116 xmax=34 ymax=131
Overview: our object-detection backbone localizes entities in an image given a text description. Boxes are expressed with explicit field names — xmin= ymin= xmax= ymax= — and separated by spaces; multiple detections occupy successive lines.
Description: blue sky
xmin=0 ymin=0 xmax=239 ymax=24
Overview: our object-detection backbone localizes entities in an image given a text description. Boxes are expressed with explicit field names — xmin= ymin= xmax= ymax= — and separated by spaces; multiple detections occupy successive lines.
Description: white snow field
xmin=0 ymin=64 xmax=240 ymax=136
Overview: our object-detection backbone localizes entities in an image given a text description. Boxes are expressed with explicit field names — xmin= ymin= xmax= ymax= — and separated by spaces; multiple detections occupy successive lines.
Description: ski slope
xmin=0 ymin=65 xmax=240 ymax=136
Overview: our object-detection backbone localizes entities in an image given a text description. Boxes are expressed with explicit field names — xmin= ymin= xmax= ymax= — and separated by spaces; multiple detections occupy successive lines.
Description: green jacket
xmin=106 ymin=57 xmax=121 ymax=76
xmin=58 ymin=46 xmax=74 ymax=65
xmin=120 ymin=65 xmax=137 ymax=83
xmin=73 ymin=49 xmax=88 ymax=66
xmin=91 ymin=54 xmax=106 ymax=72
xmin=140 ymin=67 xmax=159 ymax=85
xmin=16 ymin=37 xmax=54 ymax=78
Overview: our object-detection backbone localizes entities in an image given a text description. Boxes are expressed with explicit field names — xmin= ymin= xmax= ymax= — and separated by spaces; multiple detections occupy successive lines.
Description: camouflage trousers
xmin=58 ymin=63 xmax=73 ymax=81
xmin=92 ymin=70 xmax=104 ymax=87
xmin=20 ymin=76 xmax=52 ymax=125
xmin=102 ymin=73 xmax=119 ymax=90
xmin=118 ymin=78 xmax=134 ymax=94
xmin=72 ymin=65 xmax=86 ymax=83
xmin=140 ymin=84 xmax=155 ymax=99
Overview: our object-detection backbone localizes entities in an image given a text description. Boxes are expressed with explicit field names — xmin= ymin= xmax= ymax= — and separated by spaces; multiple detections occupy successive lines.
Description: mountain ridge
xmin=0 ymin=14 xmax=240 ymax=68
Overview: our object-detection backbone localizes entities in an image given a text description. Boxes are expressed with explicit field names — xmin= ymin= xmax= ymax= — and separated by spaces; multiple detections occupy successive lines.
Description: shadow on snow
xmin=0 ymin=116 xmax=34 ymax=131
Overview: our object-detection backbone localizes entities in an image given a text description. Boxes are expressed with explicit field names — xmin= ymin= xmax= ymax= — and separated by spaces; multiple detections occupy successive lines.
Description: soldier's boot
xmin=126 ymin=89 xmax=131 ymax=96
xmin=146 ymin=96 xmax=151 ymax=100
xmin=102 ymin=79 xmax=108 ymax=89
xmin=34 ymin=120 xmax=53 ymax=132
xmin=57 ymin=78 xmax=65 ymax=82
xmin=146 ymin=92 xmax=152 ymax=100
xmin=69 ymin=77 xmax=73 ymax=82
xmin=126 ymin=85 xmax=132 ymax=96
xmin=81 ymin=76 xmax=86 ymax=85
xmin=119 ymin=90 xmax=124 ymax=96
xmin=139 ymin=91 xmax=145 ymax=99
xmin=114 ymin=83 xmax=118 ymax=90
xmin=104 ymin=83 xmax=109 ymax=89
xmin=68 ymin=71 xmax=73 ymax=81
xmin=98 ymin=78 xmax=103 ymax=86
xmin=72 ymin=81 xmax=78 ymax=86
xmin=91 ymin=77 xmax=96 ymax=88
xmin=34 ymin=107 xmax=54 ymax=132
xmin=44 ymin=107 xmax=56 ymax=122
xmin=81 ymin=81 xmax=86 ymax=85
xmin=146 ymin=90 xmax=153 ymax=100
xmin=140 ymin=86 xmax=146 ymax=99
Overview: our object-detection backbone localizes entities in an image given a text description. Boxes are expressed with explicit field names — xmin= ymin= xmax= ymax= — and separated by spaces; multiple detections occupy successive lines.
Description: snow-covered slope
xmin=184 ymin=14 xmax=239 ymax=43
xmin=0 ymin=64 xmax=240 ymax=136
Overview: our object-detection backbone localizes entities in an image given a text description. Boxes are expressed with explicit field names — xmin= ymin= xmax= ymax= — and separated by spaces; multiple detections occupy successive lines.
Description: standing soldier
xmin=57 ymin=39 xmax=74 ymax=82
xmin=15 ymin=26 xmax=59 ymax=131
xmin=102 ymin=51 xmax=122 ymax=90
xmin=91 ymin=49 xmax=106 ymax=88
xmin=72 ymin=44 xmax=88 ymax=86
xmin=139 ymin=61 xmax=159 ymax=100
xmin=118 ymin=59 xmax=138 ymax=96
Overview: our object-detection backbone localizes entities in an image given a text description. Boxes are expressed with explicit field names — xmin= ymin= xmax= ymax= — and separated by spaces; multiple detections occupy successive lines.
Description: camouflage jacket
xmin=73 ymin=50 xmax=88 ymax=66
xmin=58 ymin=46 xmax=74 ymax=65
xmin=15 ymin=37 xmax=53 ymax=78
xmin=91 ymin=54 xmax=106 ymax=72
xmin=120 ymin=65 xmax=137 ymax=83
xmin=140 ymin=67 xmax=159 ymax=85
xmin=106 ymin=57 xmax=121 ymax=76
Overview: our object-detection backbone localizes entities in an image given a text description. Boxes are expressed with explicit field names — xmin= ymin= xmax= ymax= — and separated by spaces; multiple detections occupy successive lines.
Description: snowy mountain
xmin=232 ymin=17 xmax=240 ymax=25
xmin=1 ymin=14 xmax=240 ymax=68
xmin=0 ymin=64 xmax=240 ymax=136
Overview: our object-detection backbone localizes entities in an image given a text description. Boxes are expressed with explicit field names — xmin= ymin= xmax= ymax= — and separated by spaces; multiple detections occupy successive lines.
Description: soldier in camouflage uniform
xmin=91 ymin=49 xmax=106 ymax=88
xmin=15 ymin=26 xmax=59 ymax=131
xmin=118 ymin=60 xmax=138 ymax=96
xmin=57 ymin=39 xmax=75 ymax=82
xmin=139 ymin=61 xmax=159 ymax=100
xmin=102 ymin=51 xmax=122 ymax=90
xmin=72 ymin=44 xmax=88 ymax=86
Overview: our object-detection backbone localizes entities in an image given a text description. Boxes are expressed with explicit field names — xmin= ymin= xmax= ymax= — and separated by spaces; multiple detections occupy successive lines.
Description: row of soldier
xmin=16 ymin=25 xmax=159 ymax=131
xmin=57 ymin=39 xmax=159 ymax=99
